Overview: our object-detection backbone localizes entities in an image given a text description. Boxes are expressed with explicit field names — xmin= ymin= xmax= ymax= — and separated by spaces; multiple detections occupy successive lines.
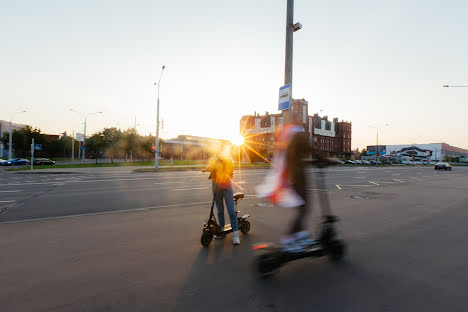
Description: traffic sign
xmin=278 ymin=83 xmax=291 ymax=110
xmin=34 ymin=144 xmax=42 ymax=151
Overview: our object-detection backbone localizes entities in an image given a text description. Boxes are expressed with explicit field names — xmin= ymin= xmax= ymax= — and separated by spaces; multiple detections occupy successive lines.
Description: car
xmin=435 ymin=162 xmax=451 ymax=171
xmin=362 ymin=160 xmax=371 ymax=165
xmin=344 ymin=160 xmax=354 ymax=164
xmin=0 ymin=159 xmax=11 ymax=166
xmin=33 ymin=158 xmax=56 ymax=166
xmin=6 ymin=158 xmax=30 ymax=166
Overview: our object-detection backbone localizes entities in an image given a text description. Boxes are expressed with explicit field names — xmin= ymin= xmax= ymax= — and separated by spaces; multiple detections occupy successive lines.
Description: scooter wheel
xmin=256 ymin=253 xmax=279 ymax=278
xmin=329 ymin=239 xmax=346 ymax=261
xmin=200 ymin=230 xmax=213 ymax=247
xmin=239 ymin=220 xmax=251 ymax=234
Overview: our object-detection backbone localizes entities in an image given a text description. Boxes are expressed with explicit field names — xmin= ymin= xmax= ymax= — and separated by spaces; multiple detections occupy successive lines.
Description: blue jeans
xmin=212 ymin=182 xmax=238 ymax=231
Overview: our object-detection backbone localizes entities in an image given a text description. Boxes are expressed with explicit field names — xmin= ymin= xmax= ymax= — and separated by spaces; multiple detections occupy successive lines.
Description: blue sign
xmin=80 ymin=146 xmax=86 ymax=151
xmin=278 ymin=84 xmax=291 ymax=110
xmin=34 ymin=144 xmax=42 ymax=151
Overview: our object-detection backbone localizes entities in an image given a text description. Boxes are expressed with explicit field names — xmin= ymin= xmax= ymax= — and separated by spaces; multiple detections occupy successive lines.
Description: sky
xmin=1 ymin=0 xmax=468 ymax=150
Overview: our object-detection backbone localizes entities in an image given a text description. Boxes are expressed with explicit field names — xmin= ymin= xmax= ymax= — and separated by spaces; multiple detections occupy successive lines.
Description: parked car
xmin=435 ymin=162 xmax=451 ymax=171
xmin=33 ymin=158 xmax=56 ymax=166
xmin=0 ymin=159 xmax=11 ymax=166
xmin=5 ymin=158 xmax=30 ymax=166
xmin=344 ymin=160 xmax=354 ymax=164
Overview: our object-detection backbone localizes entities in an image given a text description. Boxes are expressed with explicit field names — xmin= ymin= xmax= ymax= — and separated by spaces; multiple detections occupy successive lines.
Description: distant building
xmin=239 ymin=99 xmax=352 ymax=159
xmin=161 ymin=135 xmax=229 ymax=160
xmin=366 ymin=143 xmax=468 ymax=163
xmin=0 ymin=120 xmax=29 ymax=158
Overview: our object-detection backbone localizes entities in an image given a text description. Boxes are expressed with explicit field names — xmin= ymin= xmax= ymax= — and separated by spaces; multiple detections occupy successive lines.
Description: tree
xmin=85 ymin=133 xmax=105 ymax=162
xmin=102 ymin=127 xmax=123 ymax=163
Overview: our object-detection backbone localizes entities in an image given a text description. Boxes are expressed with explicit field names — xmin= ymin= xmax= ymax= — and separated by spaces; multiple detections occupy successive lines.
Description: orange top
xmin=205 ymin=156 xmax=233 ymax=185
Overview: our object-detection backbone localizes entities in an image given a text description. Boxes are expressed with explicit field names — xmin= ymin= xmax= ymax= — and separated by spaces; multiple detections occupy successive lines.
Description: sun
xmin=231 ymin=134 xmax=245 ymax=146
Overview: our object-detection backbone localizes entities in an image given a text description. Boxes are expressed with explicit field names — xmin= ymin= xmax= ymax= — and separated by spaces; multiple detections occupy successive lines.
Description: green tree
xmin=85 ymin=133 xmax=105 ymax=162
xmin=102 ymin=127 xmax=123 ymax=163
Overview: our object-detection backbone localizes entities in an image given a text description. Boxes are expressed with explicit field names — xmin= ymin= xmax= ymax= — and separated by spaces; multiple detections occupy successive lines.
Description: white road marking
xmin=173 ymin=187 xmax=208 ymax=191
xmin=354 ymin=176 xmax=365 ymax=179
xmin=369 ymin=181 xmax=380 ymax=185
xmin=0 ymin=201 xmax=213 ymax=224
xmin=335 ymin=184 xmax=342 ymax=190
xmin=0 ymin=200 xmax=15 ymax=203
xmin=0 ymin=190 xmax=21 ymax=193
xmin=393 ymin=179 xmax=404 ymax=182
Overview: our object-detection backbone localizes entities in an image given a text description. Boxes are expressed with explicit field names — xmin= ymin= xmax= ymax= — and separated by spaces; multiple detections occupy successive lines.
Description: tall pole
xmin=8 ymin=120 xmax=12 ymax=159
xmin=0 ymin=122 xmax=3 ymax=158
xmin=155 ymin=65 xmax=166 ymax=170
xmin=83 ymin=117 xmax=87 ymax=164
xmin=69 ymin=109 xmax=102 ymax=165
xmin=376 ymin=130 xmax=379 ymax=164
xmin=284 ymin=0 xmax=294 ymax=89
xmin=30 ymin=138 xmax=34 ymax=171
xmin=71 ymin=130 xmax=75 ymax=162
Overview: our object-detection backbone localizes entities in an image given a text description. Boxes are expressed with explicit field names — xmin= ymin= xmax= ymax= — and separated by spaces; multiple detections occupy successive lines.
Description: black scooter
xmin=253 ymin=163 xmax=346 ymax=278
xmin=200 ymin=189 xmax=251 ymax=247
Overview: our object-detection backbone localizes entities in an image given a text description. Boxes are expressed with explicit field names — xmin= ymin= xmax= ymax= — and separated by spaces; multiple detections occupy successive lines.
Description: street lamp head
xmin=162 ymin=65 xmax=166 ymax=70
xmin=442 ymin=85 xmax=449 ymax=88
xmin=292 ymin=22 xmax=302 ymax=32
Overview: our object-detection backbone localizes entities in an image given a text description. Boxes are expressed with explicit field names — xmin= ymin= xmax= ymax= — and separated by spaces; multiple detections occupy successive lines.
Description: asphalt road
xmin=1 ymin=166 xmax=467 ymax=311
xmin=0 ymin=166 xmax=463 ymax=223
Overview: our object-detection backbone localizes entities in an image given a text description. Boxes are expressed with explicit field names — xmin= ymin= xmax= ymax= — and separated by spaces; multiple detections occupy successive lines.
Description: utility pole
xmin=0 ymin=122 xmax=3 ymax=158
xmin=284 ymin=0 xmax=294 ymax=88
xmin=154 ymin=65 xmax=166 ymax=170
xmin=71 ymin=130 xmax=75 ymax=162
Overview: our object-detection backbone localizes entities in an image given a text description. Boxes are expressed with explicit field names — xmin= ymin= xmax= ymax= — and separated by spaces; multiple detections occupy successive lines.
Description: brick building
xmin=240 ymin=99 xmax=352 ymax=160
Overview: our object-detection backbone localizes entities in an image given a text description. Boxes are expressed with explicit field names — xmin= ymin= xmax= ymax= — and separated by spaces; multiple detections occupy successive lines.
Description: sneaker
xmin=280 ymin=235 xmax=301 ymax=253
xmin=294 ymin=231 xmax=317 ymax=249
xmin=233 ymin=231 xmax=240 ymax=245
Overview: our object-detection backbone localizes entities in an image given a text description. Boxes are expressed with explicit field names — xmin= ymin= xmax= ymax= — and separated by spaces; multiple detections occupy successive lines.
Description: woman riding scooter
xmin=203 ymin=146 xmax=240 ymax=245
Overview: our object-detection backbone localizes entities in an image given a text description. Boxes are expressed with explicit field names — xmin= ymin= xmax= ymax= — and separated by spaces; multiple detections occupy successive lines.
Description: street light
xmin=443 ymin=85 xmax=468 ymax=88
xmin=154 ymin=65 xmax=166 ymax=170
xmin=368 ymin=124 xmax=389 ymax=164
xmin=284 ymin=0 xmax=301 ymax=105
xmin=69 ymin=109 xmax=103 ymax=164
xmin=8 ymin=110 xmax=27 ymax=159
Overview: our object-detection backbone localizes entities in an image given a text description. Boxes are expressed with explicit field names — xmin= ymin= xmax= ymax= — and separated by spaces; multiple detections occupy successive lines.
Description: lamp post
xmin=154 ymin=65 xmax=166 ymax=170
xmin=368 ymin=124 xmax=389 ymax=164
xmin=8 ymin=110 xmax=27 ymax=159
xmin=442 ymin=85 xmax=468 ymax=88
xmin=284 ymin=0 xmax=301 ymax=108
xmin=69 ymin=109 xmax=102 ymax=164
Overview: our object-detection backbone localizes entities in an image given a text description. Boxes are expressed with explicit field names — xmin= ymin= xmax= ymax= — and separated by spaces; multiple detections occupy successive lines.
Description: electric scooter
xmin=253 ymin=161 xmax=346 ymax=278
xmin=200 ymin=189 xmax=251 ymax=247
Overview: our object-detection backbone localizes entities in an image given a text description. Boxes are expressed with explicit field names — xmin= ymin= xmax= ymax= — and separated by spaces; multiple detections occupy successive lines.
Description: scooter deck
xmin=254 ymin=242 xmax=326 ymax=262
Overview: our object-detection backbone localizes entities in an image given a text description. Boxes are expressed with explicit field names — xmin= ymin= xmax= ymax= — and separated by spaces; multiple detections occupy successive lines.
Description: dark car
xmin=6 ymin=158 xmax=30 ymax=166
xmin=435 ymin=162 xmax=451 ymax=171
xmin=33 ymin=158 xmax=56 ymax=166
xmin=344 ymin=160 xmax=354 ymax=164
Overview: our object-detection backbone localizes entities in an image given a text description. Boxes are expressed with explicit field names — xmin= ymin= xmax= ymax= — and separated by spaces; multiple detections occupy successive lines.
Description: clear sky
xmin=1 ymin=0 xmax=467 ymax=150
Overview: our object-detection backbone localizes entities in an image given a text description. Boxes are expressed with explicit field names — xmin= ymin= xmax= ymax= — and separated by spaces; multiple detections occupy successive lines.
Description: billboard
xmin=76 ymin=133 xmax=85 ymax=142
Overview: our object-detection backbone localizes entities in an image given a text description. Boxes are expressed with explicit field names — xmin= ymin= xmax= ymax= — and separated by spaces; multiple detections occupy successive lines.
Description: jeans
xmin=212 ymin=182 xmax=238 ymax=231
